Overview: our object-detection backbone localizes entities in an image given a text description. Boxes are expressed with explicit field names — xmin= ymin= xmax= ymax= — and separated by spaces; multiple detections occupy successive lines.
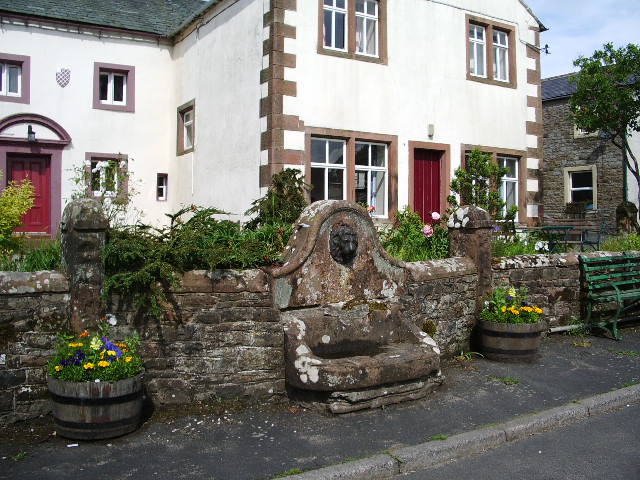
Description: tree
xmin=447 ymin=148 xmax=515 ymax=221
xmin=569 ymin=43 xmax=640 ymax=208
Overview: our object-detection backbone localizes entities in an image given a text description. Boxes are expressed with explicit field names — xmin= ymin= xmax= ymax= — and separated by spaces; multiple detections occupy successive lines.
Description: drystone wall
xmin=0 ymin=201 xmax=621 ymax=425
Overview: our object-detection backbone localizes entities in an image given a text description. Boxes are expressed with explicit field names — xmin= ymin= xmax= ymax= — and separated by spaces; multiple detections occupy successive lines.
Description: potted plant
xmin=47 ymin=317 xmax=145 ymax=440
xmin=477 ymin=283 xmax=545 ymax=362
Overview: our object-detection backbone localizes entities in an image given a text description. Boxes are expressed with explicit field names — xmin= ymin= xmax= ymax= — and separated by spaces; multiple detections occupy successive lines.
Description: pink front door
xmin=7 ymin=154 xmax=51 ymax=234
xmin=413 ymin=149 xmax=441 ymax=223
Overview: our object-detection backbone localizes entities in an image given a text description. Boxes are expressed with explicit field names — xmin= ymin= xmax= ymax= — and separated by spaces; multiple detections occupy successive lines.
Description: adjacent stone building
xmin=541 ymin=74 xmax=636 ymax=230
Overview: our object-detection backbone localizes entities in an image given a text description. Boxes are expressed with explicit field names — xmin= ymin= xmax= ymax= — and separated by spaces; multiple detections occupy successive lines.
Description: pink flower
xmin=431 ymin=212 xmax=441 ymax=221
xmin=367 ymin=205 xmax=376 ymax=212
xmin=422 ymin=224 xmax=434 ymax=238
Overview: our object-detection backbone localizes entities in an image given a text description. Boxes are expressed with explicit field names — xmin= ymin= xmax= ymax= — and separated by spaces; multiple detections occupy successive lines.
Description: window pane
xmin=355 ymin=170 xmax=368 ymax=204
xmin=335 ymin=0 xmax=345 ymax=8
xmin=7 ymin=65 xmax=20 ymax=94
xmin=334 ymin=12 xmax=345 ymax=50
xmin=328 ymin=168 xmax=344 ymax=200
xmin=323 ymin=10 xmax=333 ymax=47
xmin=365 ymin=19 xmax=376 ymax=55
xmin=571 ymin=171 xmax=592 ymax=189
xmin=99 ymin=73 xmax=109 ymax=101
xmin=185 ymin=124 xmax=194 ymax=149
xmin=499 ymin=157 xmax=517 ymax=178
xmin=504 ymin=181 xmax=517 ymax=209
xmin=356 ymin=0 xmax=365 ymax=12
xmin=310 ymin=167 xmax=325 ymax=202
xmin=370 ymin=170 xmax=386 ymax=212
xmin=371 ymin=144 xmax=386 ymax=167
xmin=572 ymin=190 xmax=593 ymax=203
xmin=113 ymin=74 xmax=125 ymax=102
xmin=355 ymin=143 xmax=368 ymax=165
xmin=311 ymin=138 xmax=327 ymax=163
xmin=90 ymin=161 xmax=101 ymax=192
xmin=328 ymin=140 xmax=344 ymax=164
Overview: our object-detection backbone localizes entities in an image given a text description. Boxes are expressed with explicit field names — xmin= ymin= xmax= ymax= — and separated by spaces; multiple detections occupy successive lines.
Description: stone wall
xmin=542 ymin=97 xmax=623 ymax=231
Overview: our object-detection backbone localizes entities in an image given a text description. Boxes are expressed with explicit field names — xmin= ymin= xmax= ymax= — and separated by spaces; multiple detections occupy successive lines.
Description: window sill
xmin=318 ymin=47 xmax=387 ymax=65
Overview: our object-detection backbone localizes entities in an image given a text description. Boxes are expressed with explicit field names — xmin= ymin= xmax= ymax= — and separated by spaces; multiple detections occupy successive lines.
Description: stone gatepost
xmin=60 ymin=199 xmax=109 ymax=332
xmin=616 ymin=201 xmax=639 ymax=235
xmin=447 ymin=206 xmax=493 ymax=315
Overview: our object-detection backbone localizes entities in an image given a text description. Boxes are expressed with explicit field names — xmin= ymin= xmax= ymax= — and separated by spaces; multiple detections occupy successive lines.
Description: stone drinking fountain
xmin=271 ymin=201 xmax=442 ymax=413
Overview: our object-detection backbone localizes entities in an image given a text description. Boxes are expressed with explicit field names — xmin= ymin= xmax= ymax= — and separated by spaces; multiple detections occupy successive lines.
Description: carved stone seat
xmin=284 ymin=301 xmax=440 ymax=393
xmin=272 ymin=200 xmax=443 ymax=413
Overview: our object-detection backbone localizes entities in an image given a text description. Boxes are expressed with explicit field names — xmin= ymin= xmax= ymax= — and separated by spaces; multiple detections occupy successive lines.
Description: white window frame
xmin=310 ymin=137 xmax=347 ymax=201
xmin=99 ymin=71 xmax=127 ymax=106
xmin=157 ymin=173 xmax=168 ymax=201
xmin=498 ymin=155 xmax=518 ymax=220
xmin=469 ymin=24 xmax=486 ymax=78
xmin=0 ymin=62 xmax=21 ymax=97
xmin=355 ymin=0 xmax=379 ymax=57
xmin=90 ymin=159 xmax=120 ymax=197
xmin=493 ymin=30 xmax=509 ymax=82
xmin=183 ymin=110 xmax=194 ymax=150
xmin=323 ymin=0 xmax=348 ymax=51
xmin=355 ymin=141 xmax=388 ymax=216
xmin=564 ymin=165 xmax=597 ymax=208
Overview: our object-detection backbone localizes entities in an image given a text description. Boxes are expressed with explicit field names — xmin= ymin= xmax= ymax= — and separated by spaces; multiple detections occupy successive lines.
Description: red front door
xmin=7 ymin=154 xmax=51 ymax=234
xmin=414 ymin=149 xmax=441 ymax=223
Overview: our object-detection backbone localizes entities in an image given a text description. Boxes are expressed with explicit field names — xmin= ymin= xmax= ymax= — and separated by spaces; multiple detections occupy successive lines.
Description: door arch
xmin=0 ymin=113 xmax=71 ymax=236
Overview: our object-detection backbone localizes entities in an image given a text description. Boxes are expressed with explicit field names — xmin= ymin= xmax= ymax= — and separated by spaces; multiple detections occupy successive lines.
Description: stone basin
xmin=283 ymin=301 xmax=441 ymax=395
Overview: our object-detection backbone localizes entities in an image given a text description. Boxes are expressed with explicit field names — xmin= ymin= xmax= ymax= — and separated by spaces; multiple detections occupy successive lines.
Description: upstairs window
xmin=493 ymin=30 xmax=509 ymax=82
xmin=93 ymin=63 xmax=135 ymax=112
xmin=466 ymin=16 xmax=516 ymax=88
xmin=0 ymin=53 xmax=30 ymax=104
xmin=355 ymin=0 xmax=379 ymax=57
xmin=469 ymin=25 xmax=486 ymax=77
xmin=324 ymin=0 xmax=347 ymax=51
xmin=319 ymin=0 xmax=386 ymax=63
xmin=177 ymin=100 xmax=195 ymax=155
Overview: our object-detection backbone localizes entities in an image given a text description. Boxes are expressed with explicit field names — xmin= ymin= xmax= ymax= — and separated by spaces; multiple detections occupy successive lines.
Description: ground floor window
xmin=498 ymin=155 xmax=518 ymax=218
xmin=308 ymin=131 xmax=394 ymax=217
xmin=564 ymin=165 xmax=596 ymax=208
xmin=85 ymin=153 xmax=128 ymax=199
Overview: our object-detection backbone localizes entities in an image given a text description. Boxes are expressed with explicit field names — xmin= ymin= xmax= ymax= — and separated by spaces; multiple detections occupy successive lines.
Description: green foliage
xmin=47 ymin=319 xmax=143 ymax=382
xmin=380 ymin=206 xmax=449 ymax=261
xmin=0 ymin=170 xmax=35 ymax=242
xmin=244 ymin=169 xmax=309 ymax=229
xmin=0 ymin=240 xmax=62 ymax=271
xmin=104 ymin=206 xmax=294 ymax=316
xmin=69 ymin=156 xmax=141 ymax=227
xmin=480 ymin=283 xmax=543 ymax=324
xmin=601 ymin=233 xmax=640 ymax=251
xmin=569 ymin=43 xmax=640 ymax=202
xmin=447 ymin=148 xmax=515 ymax=221
xmin=492 ymin=232 xmax=544 ymax=257
xmin=492 ymin=376 xmax=520 ymax=385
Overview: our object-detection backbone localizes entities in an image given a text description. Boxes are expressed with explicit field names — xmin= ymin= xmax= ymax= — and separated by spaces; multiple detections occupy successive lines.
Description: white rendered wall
xmin=0 ymin=21 xmax=175 ymax=227
xmin=294 ymin=0 xmax=540 ymax=210
xmin=170 ymin=0 xmax=264 ymax=221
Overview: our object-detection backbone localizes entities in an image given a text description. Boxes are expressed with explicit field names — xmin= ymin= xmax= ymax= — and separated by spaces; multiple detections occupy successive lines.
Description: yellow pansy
xmin=107 ymin=350 xmax=116 ymax=356
xmin=84 ymin=363 xmax=95 ymax=370
xmin=90 ymin=337 xmax=102 ymax=350
xmin=125 ymin=356 xmax=133 ymax=363
xmin=55 ymin=365 xmax=63 ymax=371
xmin=98 ymin=361 xmax=110 ymax=368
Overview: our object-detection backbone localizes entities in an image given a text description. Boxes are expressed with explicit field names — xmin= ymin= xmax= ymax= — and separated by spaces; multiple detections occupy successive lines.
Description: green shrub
xmin=492 ymin=232 xmax=543 ymax=257
xmin=380 ymin=207 xmax=449 ymax=261
xmin=0 ymin=170 xmax=35 ymax=244
xmin=0 ymin=240 xmax=62 ymax=271
xmin=600 ymin=233 xmax=640 ymax=252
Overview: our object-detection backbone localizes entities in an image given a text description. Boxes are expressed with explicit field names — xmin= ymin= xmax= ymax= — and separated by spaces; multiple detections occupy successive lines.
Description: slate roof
xmin=541 ymin=74 xmax=577 ymax=102
xmin=0 ymin=0 xmax=213 ymax=36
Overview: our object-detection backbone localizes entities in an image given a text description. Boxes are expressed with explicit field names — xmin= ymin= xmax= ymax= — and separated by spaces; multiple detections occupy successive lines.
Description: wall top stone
xmin=270 ymin=200 xmax=406 ymax=309
xmin=405 ymin=257 xmax=476 ymax=282
xmin=0 ymin=271 xmax=69 ymax=294
xmin=178 ymin=269 xmax=270 ymax=294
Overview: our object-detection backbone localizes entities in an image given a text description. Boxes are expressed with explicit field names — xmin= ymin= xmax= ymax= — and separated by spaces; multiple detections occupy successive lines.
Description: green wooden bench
xmin=579 ymin=253 xmax=640 ymax=340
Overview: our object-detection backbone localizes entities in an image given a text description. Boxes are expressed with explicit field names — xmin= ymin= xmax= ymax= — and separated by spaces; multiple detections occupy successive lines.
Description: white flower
xmin=106 ymin=314 xmax=118 ymax=326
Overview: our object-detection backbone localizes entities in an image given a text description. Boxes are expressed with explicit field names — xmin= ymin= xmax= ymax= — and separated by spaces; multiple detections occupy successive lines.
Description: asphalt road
xmin=400 ymin=403 xmax=640 ymax=479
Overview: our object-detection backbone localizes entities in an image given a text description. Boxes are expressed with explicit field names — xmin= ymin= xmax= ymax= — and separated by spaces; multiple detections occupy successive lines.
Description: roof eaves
xmin=169 ymin=0 xmax=224 ymax=38
xmin=518 ymin=0 xmax=547 ymax=32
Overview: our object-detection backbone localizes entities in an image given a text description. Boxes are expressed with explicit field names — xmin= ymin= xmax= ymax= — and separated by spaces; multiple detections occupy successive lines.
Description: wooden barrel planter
xmin=48 ymin=370 xmax=145 ymax=440
xmin=477 ymin=320 xmax=544 ymax=363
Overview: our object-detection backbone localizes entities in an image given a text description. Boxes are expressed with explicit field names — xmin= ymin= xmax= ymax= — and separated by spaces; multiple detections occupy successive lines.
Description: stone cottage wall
xmin=542 ymin=97 xmax=623 ymax=230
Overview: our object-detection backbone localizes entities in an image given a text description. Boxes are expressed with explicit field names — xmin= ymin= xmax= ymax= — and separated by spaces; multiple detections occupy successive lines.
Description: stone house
xmin=0 ymin=0 xmax=546 ymax=235
xmin=542 ymin=74 xmax=640 ymax=229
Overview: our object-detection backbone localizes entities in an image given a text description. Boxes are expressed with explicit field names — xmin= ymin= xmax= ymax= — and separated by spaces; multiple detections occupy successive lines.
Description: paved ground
xmin=1 ymin=325 xmax=639 ymax=480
